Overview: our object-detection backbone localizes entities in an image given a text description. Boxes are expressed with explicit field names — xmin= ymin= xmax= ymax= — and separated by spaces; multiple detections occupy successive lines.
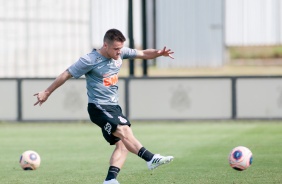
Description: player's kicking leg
xmin=113 ymin=125 xmax=174 ymax=170
xmin=147 ymin=154 xmax=174 ymax=170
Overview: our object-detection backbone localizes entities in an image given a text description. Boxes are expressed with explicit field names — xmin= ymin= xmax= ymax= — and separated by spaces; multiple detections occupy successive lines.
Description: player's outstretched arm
xmin=34 ymin=70 xmax=72 ymax=106
xmin=136 ymin=46 xmax=174 ymax=60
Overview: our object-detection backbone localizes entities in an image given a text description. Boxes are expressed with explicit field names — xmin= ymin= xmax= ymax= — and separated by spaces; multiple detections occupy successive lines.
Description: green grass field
xmin=0 ymin=121 xmax=281 ymax=184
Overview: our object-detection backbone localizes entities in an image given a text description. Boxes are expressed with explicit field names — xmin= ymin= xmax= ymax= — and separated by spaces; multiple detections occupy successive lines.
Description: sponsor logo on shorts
xmin=118 ymin=116 xmax=127 ymax=123
xmin=104 ymin=122 xmax=112 ymax=135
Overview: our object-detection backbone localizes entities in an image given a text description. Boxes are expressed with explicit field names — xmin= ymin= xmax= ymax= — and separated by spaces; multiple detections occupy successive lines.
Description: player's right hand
xmin=33 ymin=91 xmax=50 ymax=106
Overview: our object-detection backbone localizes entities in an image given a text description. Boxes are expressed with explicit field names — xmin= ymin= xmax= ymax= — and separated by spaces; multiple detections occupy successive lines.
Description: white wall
xmin=225 ymin=0 xmax=282 ymax=46
xmin=0 ymin=80 xmax=18 ymax=120
xmin=237 ymin=78 xmax=282 ymax=118
xmin=1 ymin=77 xmax=282 ymax=121
xmin=20 ymin=79 xmax=125 ymax=121
xmin=0 ymin=0 xmax=90 ymax=78
xmin=90 ymin=0 xmax=142 ymax=48
xmin=129 ymin=78 xmax=231 ymax=120
xmin=155 ymin=0 xmax=224 ymax=67
xmin=0 ymin=0 xmax=281 ymax=78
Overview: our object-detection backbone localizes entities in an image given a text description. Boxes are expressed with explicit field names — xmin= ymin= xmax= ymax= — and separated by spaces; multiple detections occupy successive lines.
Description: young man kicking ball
xmin=34 ymin=29 xmax=174 ymax=184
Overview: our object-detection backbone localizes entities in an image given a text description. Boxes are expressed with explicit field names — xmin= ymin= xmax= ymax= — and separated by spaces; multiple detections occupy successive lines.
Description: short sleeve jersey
xmin=68 ymin=47 xmax=137 ymax=105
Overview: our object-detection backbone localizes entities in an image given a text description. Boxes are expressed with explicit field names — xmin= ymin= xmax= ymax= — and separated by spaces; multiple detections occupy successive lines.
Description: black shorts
xmin=87 ymin=103 xmax=131 ymax=145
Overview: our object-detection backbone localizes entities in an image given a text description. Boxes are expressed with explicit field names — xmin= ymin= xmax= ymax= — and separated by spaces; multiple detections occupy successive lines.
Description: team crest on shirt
xmin=118 ymin=116 xmax=127 ymax=123
xmin=114 ymin=59 xmax=122 ymax=68
xmin=96 ymin=56 xmax=103 ymax=63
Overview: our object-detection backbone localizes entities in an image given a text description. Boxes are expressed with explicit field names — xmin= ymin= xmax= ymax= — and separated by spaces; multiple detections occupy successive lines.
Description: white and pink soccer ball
xmin=19 ymin=150 xmax=41 ymax=170
xmin=228 ymin=146 xmax=253 ymax=171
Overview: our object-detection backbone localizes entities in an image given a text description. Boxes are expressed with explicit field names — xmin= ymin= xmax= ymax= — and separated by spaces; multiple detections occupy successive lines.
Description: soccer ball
xmin=19 ymin=150 xmax=41 ymax=170
xmin=228 ymin=146 xmax=253 ymax=171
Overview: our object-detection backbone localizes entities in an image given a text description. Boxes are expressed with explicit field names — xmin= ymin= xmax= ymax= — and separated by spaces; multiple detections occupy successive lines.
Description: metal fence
xmin=225 ymin=0 xmax=282 ymax=46
xmin=155 ymin=0 xmax=224 ymax=67
xmin=0 ymin=0 xmax=90 ymax=77
xmin=0 ymin=0 xmax=281 ymax=78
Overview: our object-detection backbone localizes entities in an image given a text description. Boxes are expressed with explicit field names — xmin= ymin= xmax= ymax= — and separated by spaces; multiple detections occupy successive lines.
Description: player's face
xmin=105 ymin=41 xmax=124 ymax=60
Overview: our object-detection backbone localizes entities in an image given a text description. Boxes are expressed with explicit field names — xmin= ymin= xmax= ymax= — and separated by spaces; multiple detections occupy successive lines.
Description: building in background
xmin=0 ymin=0 xmax=90 ymax=77
xmin=225 ymin=0 xmax=282 ymax=46
xmin=155 ymin=0 xmax=224 ymax=68
xmin=0 ymin=0 xmax=281 ymax=77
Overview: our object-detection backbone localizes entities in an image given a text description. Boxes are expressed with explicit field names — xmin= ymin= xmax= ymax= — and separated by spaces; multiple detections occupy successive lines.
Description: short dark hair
xmin=103 ymin=29 xmax=126 ymax=43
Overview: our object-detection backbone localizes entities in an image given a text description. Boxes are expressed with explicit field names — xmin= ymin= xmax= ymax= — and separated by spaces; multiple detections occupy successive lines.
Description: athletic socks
xmin=138 ymin=147 xmax=154 ymax=162
xmin=105 ymin=166 xmax=120 ymax=181
xmin=105 ymin=147 xmax=153 ymax=181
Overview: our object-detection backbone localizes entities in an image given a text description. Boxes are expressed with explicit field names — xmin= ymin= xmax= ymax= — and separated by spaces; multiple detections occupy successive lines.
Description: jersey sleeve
xmin=67 ymin=54 xmax=94 ymax=79
xmin=120 ymin=47 xmax=137 ymax=59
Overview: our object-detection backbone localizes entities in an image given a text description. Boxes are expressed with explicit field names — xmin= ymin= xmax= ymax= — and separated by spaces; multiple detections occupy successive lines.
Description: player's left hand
xmin=158 ymin=46 xmax=174 ymax=59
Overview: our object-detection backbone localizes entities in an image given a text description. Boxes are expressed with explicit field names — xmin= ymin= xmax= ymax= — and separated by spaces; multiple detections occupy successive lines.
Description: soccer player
xmin=34 ymin=28 xmax=174 ymax=184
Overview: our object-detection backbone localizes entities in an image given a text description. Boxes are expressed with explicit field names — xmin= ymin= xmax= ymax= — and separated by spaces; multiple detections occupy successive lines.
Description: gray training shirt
xmin=68 ymin=47 xmax=137 ymax=105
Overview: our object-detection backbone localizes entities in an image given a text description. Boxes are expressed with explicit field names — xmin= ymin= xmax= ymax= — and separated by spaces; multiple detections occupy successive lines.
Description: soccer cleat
xmin=147 ymin=154 xmax=174 ymax=170
xmin=103 ymin=179 xmax=120 ymax=184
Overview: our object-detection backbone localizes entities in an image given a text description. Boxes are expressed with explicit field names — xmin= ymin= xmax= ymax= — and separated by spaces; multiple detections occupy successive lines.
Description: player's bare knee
xmin=114 ymin=125 xmax=131 ymax=140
